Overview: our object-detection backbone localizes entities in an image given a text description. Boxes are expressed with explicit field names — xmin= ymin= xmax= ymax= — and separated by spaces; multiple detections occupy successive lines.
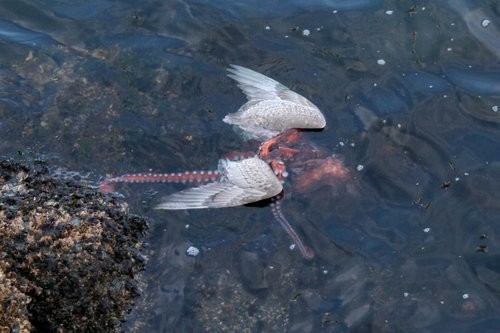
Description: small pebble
xmin=492 ymin=105 xmax=499 ymax=113
xmin=423 ymin=227 xmax=431 ymax=233
xmin=481 ymin=19 xmax=490 ymax=28
xmin=462 ymin=293 xmax=469 ymax=299
xmin=385 ymin=10 xmax=394 ymax=15
xmin=302 ymin=29 xmax=310 ymax=36
xmin=356 ymin=164 xmax=364 ymax=172
xmin=377 ymin=59 xmax=386 ymax=65
xmin=186 ymin=246 xmax=200 ymax=257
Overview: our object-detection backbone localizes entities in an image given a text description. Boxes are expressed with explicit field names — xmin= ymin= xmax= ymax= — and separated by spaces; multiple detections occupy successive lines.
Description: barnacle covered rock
xmin=0 ymin=159 xmax=147 ymax=332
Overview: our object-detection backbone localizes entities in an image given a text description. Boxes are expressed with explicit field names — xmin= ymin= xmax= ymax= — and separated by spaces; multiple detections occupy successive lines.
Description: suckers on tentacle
xmin=99 ymin=170 xmax=220 ymax=193
xmin=270 ymin=193 xmax=314 ymax=260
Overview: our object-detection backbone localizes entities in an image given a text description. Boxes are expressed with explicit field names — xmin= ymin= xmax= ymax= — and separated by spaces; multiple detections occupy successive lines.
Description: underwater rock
xmin=0 ymin=159 xmax=147 ymax=332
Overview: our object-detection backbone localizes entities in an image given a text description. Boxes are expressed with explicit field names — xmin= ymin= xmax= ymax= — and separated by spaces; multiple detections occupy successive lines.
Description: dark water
xmin=1 ymin=0 xmax=500 ymax=332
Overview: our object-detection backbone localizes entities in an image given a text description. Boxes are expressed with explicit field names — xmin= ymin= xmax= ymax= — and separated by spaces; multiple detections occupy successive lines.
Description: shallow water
xmin=1 ymin=0 xmax=499 ymax=332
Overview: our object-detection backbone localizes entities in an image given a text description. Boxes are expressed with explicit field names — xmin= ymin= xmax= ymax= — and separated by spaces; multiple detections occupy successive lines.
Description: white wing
xmin=224 ymin=65 xmax=326 ymax=140
xmin=155 ymin=182 xmax=279 ymax=210
xmin=155 ymin=157 xmax=283 ymax=210
xmin=227 ymin=64 xmax=287 ymax=101
xmin=227 ymin=64 xmax=319 ymax=109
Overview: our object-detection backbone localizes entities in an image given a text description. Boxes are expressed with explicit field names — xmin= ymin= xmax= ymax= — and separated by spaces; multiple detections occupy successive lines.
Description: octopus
xmin=100 ymin=65 xmax=350 ymax=260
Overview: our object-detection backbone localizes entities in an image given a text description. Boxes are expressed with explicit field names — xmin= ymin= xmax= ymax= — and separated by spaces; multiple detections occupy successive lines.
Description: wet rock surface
xmin=0 ymin=159 xmax=147 ymax=332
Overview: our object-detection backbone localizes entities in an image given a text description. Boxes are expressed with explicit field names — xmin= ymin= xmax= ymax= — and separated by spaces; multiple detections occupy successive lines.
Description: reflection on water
xmin=1 ymin=0 xmax=499 ymax=332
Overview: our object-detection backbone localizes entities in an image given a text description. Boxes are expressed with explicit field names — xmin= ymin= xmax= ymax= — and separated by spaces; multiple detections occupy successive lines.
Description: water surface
xmin=1 ymin=0 xmax=499 ymax=332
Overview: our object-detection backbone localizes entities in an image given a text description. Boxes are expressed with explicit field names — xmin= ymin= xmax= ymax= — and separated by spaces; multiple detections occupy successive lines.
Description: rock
xmin=0 ymin=159 xmax=148 ymax=332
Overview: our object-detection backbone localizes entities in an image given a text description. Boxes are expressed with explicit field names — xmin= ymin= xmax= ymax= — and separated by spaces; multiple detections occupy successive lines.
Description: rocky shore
xmin=0 ymin=159 xmax=147 ymax=332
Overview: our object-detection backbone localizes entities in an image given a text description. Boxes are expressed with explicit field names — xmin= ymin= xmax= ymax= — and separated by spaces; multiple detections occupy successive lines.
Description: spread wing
xmin=155 ymin=182 xmax=280 ymax=210
xmin=227 ymin=64 xmax=288 ymax=101
xmin=227 ymin=64 xmax=320 ymax=110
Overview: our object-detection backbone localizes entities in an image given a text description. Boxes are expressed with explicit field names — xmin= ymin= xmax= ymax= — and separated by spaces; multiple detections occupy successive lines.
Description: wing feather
xmin=227 ymin=64 xmax=287 ymax=101
xmin=155 ymin=181 xmax=280 ymax=210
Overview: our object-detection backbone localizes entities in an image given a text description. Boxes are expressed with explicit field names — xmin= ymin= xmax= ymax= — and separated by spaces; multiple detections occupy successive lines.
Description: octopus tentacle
xmin=270 ymin=193 xmax=314 ymax=260
xmin=259 ymin=129 xmax=302 ymax=159
xmin=99 ymin=170 xmax=220 ymax=193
